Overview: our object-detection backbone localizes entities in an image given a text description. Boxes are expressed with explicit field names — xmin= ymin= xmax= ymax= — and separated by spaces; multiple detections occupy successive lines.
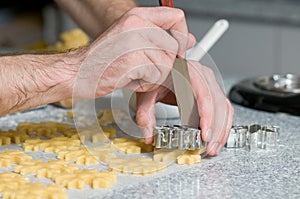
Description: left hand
xmin=136 ymin=60 xmax=234 ymax=156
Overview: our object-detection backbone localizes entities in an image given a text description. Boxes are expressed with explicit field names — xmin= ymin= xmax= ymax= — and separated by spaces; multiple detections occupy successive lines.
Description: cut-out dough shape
xmin=57 ymin=146 xmax=98 ymax=165
xmin=0 ymin=172 xmax=30 ymax=191
xmin=113 ymin=137 xmax=153 ymax=154
xmin=66 ymin=126 xmax=116 ymax=143
xmin=0 ymin=136 xmax=11 ymax=146
xmin=53 ymin=169 xmax=117 ymax=189
xmin=23 ymin=137 xmax=81 ymax=152
xmin=0 ymin=172 xmax=67 ymax=199
xmin=0 ymin=129 xmax=29 ymax=145
xmin=108 ymin=157 xmax=167 ymax=175
xmin=14 ymin=159 xmax=78 ymax=178
xmin=89 ymin=145 xmax=117 ymax=163
xmin=177 ymin=154 xmax=201 ymax=165
xmin=3 ymin=182 xmax=67 ymax=199
xmin=97 ymin=109 xmax=129 ymax=126
xmin=58 ymin=145 xmax=116 ymax=164
xmin=176 ymin=148 xmax=205 ymax=165
xmin=17 ymin=122 xmax=70 ymax=137
xmin=153 ymin=149 xmax=184 ymax=164
xmin=0 ymin=150 xmax=32 ymax=168
xmin=154 ymin=148 xmax=206 ymax=165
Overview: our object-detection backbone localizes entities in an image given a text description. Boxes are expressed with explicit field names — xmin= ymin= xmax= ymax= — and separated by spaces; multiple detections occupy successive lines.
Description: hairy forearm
xmin=55 ymin=0 xmax=137 ymax=38
xmin=0 ymin=51 xmax=83 ymax=116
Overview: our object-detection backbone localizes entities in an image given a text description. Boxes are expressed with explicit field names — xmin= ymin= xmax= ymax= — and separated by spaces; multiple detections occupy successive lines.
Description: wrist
xmin=39 ymin=48 xmax=88 ymax=104
xmin=0 ymin=48 xmax=87 ymax=115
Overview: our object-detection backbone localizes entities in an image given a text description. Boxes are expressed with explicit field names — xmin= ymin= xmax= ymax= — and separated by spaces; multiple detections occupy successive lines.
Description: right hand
xmin=71 ymin=7 xmax=195 ymax=98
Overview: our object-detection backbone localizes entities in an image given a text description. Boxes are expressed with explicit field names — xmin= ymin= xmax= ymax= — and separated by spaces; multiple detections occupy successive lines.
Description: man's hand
xmin=136 ymin=61 xmax=234 ymax=156
xmin=73 ymin=7 xmax=195 ymax=98
xmin=72 ymin=7 xmax=233 ymax=155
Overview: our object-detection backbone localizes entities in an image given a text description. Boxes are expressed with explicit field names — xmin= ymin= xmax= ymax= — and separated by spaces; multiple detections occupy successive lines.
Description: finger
xmin=187 ymin=61 xmax=213 ymax=141
xmin=214 ymin=100 xmax=234 ymax=154
xmin=187 ymin=33 xmax=196 ymax=50
xmin=187 ymin=61 xmax=230 ymax=155
xmin=220 ymin=99 xmax=235 ymax=146
xmin=210 ymin=100 xmax=234 ymax=154
xmin=136 ymin=91 xmax=158 ymax=144
xmin=128 ymin=7 xmax=190 ymax=57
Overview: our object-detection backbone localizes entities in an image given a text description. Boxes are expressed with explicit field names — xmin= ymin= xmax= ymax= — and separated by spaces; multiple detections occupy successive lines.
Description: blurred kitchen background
xmin=0 ymin=0 xmax=300 ymax=77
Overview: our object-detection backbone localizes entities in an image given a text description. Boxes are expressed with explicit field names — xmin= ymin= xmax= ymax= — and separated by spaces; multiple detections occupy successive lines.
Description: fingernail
xmin=143 ymin=127 xmax=153 ymax=139
xmin=208 ymin=142 xmax=218 ymax=155
xmin=216 ymin=144 xmax=223 ymax=154
xmin=204 ymin=129 xmax=212 ymax=141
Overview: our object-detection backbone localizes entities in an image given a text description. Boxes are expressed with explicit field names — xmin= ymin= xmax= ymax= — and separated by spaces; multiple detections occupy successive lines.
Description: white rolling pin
xmin=187 ymin=19 xmax=229 ymax=61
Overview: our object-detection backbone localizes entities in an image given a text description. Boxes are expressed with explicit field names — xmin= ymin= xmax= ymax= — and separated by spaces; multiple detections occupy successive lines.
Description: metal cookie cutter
xmin=225 ymin=124 xmax=280 ymax=151
xmin=154 ymin=125 xmax=205 ymax=150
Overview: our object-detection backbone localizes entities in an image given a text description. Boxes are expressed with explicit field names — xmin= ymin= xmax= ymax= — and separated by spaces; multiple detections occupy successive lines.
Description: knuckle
xmin=174 ymin=8 xmax=185 ymax=19
xmin=120 ymin=13 xmax=145 ymax=30
xmin=126 ymin=14 xmax=143 ymax=25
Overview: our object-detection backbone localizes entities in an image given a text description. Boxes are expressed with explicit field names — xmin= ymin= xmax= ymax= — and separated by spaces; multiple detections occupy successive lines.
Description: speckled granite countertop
xmin=0 ymin=77 xmax=299 ymax=199
xmin=106 ymin=105 xmax=299 ymax=199
xmin=103 ymin=77 xmax=300 ymax=199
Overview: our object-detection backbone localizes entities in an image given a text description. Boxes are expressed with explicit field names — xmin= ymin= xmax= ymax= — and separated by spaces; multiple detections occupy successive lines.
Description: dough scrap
xmin=108 ymin=157 xmax=167 ymax=175
xmin=53 ymin=169 xmax=117 ymax=189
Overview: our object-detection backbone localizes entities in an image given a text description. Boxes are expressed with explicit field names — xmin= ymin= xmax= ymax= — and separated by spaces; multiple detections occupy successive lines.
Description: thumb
xmin=136 ymin=91 xmax=158 ymax=144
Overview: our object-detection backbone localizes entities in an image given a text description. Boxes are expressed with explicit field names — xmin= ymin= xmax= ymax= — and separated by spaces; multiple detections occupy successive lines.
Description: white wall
xmin=186 ymin=17 xmax=300 ymax=77
xmin=137 ymin=0 xmax=300 ymax=77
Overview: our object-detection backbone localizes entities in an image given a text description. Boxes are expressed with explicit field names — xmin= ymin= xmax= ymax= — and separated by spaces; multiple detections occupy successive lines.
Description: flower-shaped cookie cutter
xmin=225 ymin=124 xmax=280 ymax=151
xmin=154 ymin=125 xmax=205 ymax=151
